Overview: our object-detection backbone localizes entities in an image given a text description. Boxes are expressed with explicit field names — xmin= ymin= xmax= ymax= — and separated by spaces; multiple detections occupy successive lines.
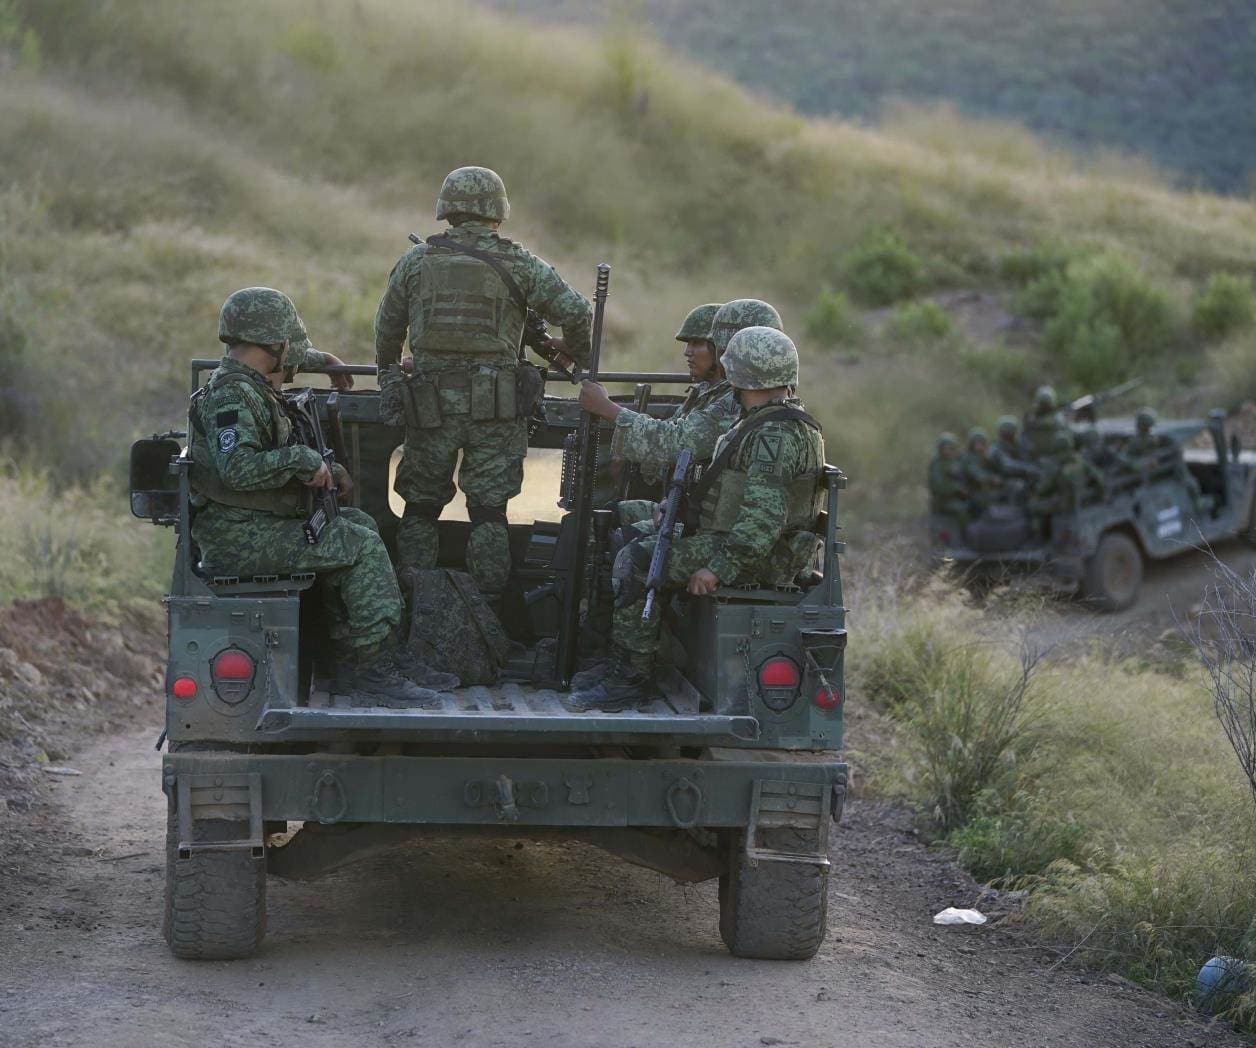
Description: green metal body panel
xmin=139 ymin=362 xmax=849 ymax=842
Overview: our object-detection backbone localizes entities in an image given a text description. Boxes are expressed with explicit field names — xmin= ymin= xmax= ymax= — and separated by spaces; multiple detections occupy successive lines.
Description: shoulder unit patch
xmin=218 ymin=427 xmax=238 ymax=453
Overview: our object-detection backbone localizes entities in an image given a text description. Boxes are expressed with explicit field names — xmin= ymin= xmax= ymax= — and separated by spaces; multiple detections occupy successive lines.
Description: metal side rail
xmin=258 ymin=705 xmax=761 ymax=741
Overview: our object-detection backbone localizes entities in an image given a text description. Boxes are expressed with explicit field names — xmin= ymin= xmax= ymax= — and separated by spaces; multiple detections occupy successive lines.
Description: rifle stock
xmin=557 ymin=263 xmax=611 ymax=688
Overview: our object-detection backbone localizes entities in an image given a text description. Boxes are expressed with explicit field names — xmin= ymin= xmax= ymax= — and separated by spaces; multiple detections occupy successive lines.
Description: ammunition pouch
xmin=405 ymin=364 xmax=537 ymax=426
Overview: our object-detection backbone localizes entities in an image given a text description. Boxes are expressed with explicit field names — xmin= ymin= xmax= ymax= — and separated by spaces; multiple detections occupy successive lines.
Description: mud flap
xmin=743 ymin=779 xmax=831 ymax=869
xmin=174 ymin=771 xmax=265 ymax=860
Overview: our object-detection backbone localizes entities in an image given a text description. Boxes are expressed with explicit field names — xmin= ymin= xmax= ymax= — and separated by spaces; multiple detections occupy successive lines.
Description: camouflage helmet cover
xmin=219 ymin=287 xmax=302 ymax=348
xmin=436 ymin=166 xmax=510 ymax=223
xmin=709 ymin=298 xmax=783 ymax=355
xmin=722 ymin=326 xmax=799 ymax=390
xmin=1034 ymin=385 xmax=1057 ymax=411
xmin=1135 ymin=406 xmax=1157 ymax=430
xmin=967 ymin=427 xmax=988 ymax=447
xmin=996 ymin=414 xmax=1019 ymax=436
xmin=937 ymin=432 xmax=959 ymax=449
xmin=675 ymin=303 xmax=723 ymax=343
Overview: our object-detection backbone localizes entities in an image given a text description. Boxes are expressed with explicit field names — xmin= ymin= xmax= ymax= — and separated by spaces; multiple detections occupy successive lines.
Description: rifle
xmin=614 ymin=382 xmax=652 ymax=500
xmin=642 ymin=449 xmax=692 ymax=622
xmin=407 ymin=232 xmax=577 ymax=382
xmin=557 ymin=263 xmax=611 ymax=688
xmin=1067 ymin=377 xmax=1144 ymax=423
xmin=287 ymin=388 xmax=340 ymax=545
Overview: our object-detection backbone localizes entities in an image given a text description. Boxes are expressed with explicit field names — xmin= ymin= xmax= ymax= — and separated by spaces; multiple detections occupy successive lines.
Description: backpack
xmin=399 ymin=568 xmax=511 ymax=685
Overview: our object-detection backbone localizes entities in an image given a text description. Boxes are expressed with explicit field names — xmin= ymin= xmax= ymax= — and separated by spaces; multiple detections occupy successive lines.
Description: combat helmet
xmin=708 ymin=299 xmax=783 ymax=356
xmin=1034 ymin=385 xmax=1057 ymax=413
xmin=1135 ymin=406 xmax=1157 ymax=431
xmin=722 ymin=326 xmax=798 ymax=390
xmin=675 ymin=303 xmax=722 ymax=344
xmin=967 ymin=427 xmax=988 ymax=448
xmin=996 ymin=415 xmax=1019 ymax=437
xmin=436 ymin=166 xmax=510 ymax=223
xmin=937 ymin=432 xmax=959 ymax=450
xmin=218 ymin=287 xmax=307 ymax=375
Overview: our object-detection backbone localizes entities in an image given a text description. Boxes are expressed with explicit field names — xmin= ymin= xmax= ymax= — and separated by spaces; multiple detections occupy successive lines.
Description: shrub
xmin=997 ymin=241 xmax=1082 ymax=287
xmin=1020 ymin=252 xmax=1184 ymax=388
xmin=803 ymin=288 xmax=862 ymax=349
xmin=1193 ymin=273 xmax=1256 ymax=341
xmin=885 ymin=299 xmax=954 ymax=348
xmin=947 ymin=788 xmax=1089 ymax=882
xmin=843 ymin=229 xmax=925 ymax=307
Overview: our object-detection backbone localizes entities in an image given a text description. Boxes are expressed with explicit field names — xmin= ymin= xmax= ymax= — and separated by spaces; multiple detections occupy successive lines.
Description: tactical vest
xmin=188 ymin=368 xmax=307 ymax=516
xmin=679 ymin=379 xmax=730 ymax=421
xmin=414 ymin=239 xmax=525 ymax=359
xmin=694 ymin=406 xmax=825 ymax=535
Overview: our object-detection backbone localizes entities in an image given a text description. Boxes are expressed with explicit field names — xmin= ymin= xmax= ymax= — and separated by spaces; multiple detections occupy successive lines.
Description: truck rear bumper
xmin=162 ymin=751 xmax=847 ymax=830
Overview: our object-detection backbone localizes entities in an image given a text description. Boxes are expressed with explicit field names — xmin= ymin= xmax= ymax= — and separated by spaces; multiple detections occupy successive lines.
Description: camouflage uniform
xmin=190 ymin=335 xmax=401 ymax=655
xmin=988 ymin=415 xmax=1039 ymax=487
xmin=613 ymin=300 xmax=783 ymax=539
xmin=1117 ymin=407 xmax=1206 ymax=508
xmin=958 ymin=427 xmax=1000 ymax=508
xmin=375 ymin=167 xmax=592 ymax=596
xmin=928 ymin=433 xmax=970 ymax=521
xmin=573 ymin=328 xmax=823 ymax=707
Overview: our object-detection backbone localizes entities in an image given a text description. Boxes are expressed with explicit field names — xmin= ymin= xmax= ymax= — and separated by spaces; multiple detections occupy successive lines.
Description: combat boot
xmin=391 ymin=648 xmax=461 ymax=691
xmin=569 ymin=651 xmax=656 ymax=712
xmin=334 ymin=646 xmax=441 ymax=709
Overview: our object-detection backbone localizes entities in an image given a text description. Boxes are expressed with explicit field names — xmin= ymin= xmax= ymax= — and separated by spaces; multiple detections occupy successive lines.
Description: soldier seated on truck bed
xmin=189 ymin=287 xmax=456 ymax=708
xmin=578 ymin=298 xmax=784 ymax=539
xmin=570 ymin=326 xmax=826 ymax=711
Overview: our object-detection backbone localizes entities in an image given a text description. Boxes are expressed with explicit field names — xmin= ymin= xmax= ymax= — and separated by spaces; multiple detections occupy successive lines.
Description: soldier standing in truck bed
xmin=570 ymin=327 xmax=825 ymax=711
xmin=190 ymin=288 xmax=454 ymax=707
xmin=374 ymin=166 xmax=592 ymax=600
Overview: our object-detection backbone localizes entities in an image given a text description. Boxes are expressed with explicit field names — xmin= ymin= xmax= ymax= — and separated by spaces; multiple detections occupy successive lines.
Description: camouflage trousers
xmin=615 ymin=498 xmax=658 ymax=541
xmin=394 ymin=414 xmax=526 ymax=597
xmin=609 ymin=533 xmax=752 ymax=672
xmin=193 ymin=504 xmax=401 ymax=650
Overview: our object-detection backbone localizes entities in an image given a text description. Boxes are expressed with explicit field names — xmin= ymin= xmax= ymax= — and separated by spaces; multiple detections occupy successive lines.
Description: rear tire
xmin=164 ymin=800 xmax=266 ymax=960
xmin=1081 ymin=531 xmax=1143 ymax=613
xmin=718 ymin=827 xmax=828 ymax=960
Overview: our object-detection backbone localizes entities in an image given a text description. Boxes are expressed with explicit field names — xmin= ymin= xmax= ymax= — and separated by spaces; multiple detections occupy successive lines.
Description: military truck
xmin=130 ymin=360 xmax=848 ymax=962
xmin=930 ymin=410 xmax=1256 ymax=611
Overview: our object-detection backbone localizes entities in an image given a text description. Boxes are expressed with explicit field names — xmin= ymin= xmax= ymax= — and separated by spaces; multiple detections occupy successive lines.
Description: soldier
xmin=1117 ymin=407 xmax=1206 ymax=507
xmin=578 ymin=298 xmax=783 ymax=532
xmin=374 ymin=166 xmax=592 ymax=600
xmin=988 ymin=415 xmax=1039 ymax=487
xmin=1021 ymin=385 xmax=1071 ymax=461
xmin=190 ymin=288 xmax=453 ymax=707
xmin=959 ymin=427 xmax=1001 ymax=508
xmin=928 ymin=433 xmax=971 ymax=522
xmin=569 ymin=327 xmax=825 ymax=711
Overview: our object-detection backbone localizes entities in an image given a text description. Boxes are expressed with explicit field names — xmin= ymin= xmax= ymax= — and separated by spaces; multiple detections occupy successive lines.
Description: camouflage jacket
xmin=988 ymin=438 xmax=1039 ymax=480
xmin=189 ymin=357 xmax=322 ymax=514
xmin=959 ymin=449 xmax=999 ymax=491
xmin=928 ymin=456 xmax=967 ymax=502
xmin=1021 ymin=411 xmax=1072 ymax=460
xmin=373 ymin=222 xmax=592 ymax=383
xmin=614 ymin=379 xmax=738 ymax=483
xmin=699 ymin=397 xmax=825 ymax=584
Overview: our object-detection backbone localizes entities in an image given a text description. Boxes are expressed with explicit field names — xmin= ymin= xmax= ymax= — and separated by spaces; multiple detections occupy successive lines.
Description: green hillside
xmin=485 ymin=0 xmax=1256 ymax=193
xmin=2 ymin=0 xmax=1256 ymax=524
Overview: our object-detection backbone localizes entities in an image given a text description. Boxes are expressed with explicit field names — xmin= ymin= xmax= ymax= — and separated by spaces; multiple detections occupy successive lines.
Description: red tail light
xmin=211 ymin=649 xmax=255 ymax=704
xmin=758 ymin=656 xmax=801 ymax=712
xmin=813 ymin=686 xmax=843 ymax=711
xmin=171 ymin=676 xmax=197 ymax=700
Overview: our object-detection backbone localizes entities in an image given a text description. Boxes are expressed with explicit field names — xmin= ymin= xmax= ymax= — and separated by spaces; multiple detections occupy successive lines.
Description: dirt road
xmin=1 ymin=726 xmax=1242 ymax=1048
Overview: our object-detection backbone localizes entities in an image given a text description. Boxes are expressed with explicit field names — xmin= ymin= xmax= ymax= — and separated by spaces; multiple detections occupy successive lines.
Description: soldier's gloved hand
xmin=687 ymin=568 xmax=720 ymax=596
xmin=303 ymin=462 xmax=334 ymax=490
xmin=331 ymin=462 xmax=354 ymax=498
xmin=378 ymin=365 xmax=407 ymax=427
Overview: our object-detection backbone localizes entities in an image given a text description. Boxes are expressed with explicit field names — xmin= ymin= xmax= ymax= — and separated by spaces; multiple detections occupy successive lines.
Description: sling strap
xmin=689 ymin=405 xmax=821 ymax=508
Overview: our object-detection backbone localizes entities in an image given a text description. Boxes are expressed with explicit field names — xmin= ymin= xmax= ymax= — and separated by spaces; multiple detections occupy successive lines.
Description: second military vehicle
xmin=130 ymin=345 xmax=849 ymax=962
xmin=931 ymin=409 xmax=1256 ymax=611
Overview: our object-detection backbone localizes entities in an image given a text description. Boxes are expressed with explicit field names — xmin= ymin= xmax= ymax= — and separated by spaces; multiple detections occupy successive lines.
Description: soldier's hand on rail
xmin=321 ymin=352 xmax=354 ymax=391
xmin=579 ymin=380 xmax=619 ymax=421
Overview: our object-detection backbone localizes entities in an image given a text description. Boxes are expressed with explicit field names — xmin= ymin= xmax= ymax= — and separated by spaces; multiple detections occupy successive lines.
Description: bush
xmin=1193 ymin=273 xmax=1256 ymax=341
xmin=843 ymin=229 xmax=925 ymax=307
xmin=803 ymin=288 xmax=862 ymax=349
xmin=885 ymin=299 xmax=954 ymax=348
xmin=997 ymin=241 xmax=1082 ymax=287
xmin=947 ymin=789 xmax=1089 ymax=882
xmin=1019 ymin=252 xmax=1184 ymax=388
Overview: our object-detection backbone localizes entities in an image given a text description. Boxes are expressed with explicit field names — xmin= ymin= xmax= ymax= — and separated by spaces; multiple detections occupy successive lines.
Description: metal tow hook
xmin=496 ymin=774 xmax=519 ymax=822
